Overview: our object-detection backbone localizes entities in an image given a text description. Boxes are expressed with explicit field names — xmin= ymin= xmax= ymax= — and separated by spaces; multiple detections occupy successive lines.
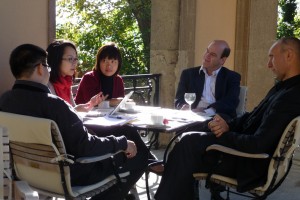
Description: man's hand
xmin=208 ymin=114 xmax=229 ymax=137
xmin=125 ymin=140 xmax=137 ymax=158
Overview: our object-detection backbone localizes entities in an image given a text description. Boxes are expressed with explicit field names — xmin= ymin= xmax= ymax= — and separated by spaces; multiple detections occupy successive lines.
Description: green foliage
xmin=277 ymin=0 xmax=300 ymax=38
xmin=56 ymin=0 xmax=148 ymax=76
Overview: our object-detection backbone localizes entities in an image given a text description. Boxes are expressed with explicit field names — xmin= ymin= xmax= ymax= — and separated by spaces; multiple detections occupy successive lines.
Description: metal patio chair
xmin=0 ymin=111 xmax=129 ymax=200
xmin=193 ymin=116 xmax=300 ymax=200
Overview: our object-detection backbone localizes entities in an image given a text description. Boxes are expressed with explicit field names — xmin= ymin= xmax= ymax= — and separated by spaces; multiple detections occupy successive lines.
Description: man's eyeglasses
xmin=35 ymin=63 xmax=51 ymax=72
xmin=62 ymin=57 xmax=79 ymax=64
xmin=41 ymin=63 xmax=51 ymax=72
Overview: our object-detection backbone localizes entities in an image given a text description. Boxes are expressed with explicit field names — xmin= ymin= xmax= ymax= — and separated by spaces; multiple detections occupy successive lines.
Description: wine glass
xmin=184 ymin=93 xmax=196 ymax=111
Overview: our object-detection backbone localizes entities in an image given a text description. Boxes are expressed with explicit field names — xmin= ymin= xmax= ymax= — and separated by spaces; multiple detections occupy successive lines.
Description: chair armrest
xmin=76 ymin=150 xmax=124 ymax=163
xmin=206 ymin=144 xmax=269 ymax=159
xmin=14 ymin=181 xmax=39 ymax=200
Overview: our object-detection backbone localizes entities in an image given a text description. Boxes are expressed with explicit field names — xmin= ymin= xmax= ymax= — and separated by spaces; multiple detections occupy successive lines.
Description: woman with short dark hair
xmin=75 ymin=42 xmax=125 ymax=106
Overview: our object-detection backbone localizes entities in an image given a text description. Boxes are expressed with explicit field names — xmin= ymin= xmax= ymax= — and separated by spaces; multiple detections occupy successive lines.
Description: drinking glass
xmin=184 ymin=93 xmax=196 ymax=111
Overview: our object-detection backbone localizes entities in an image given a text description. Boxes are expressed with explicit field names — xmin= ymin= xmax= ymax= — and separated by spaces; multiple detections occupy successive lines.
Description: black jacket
xmin=0 ymin=80 xmax=128 ymax=185
xmin=217 ymin=74 xmax=300 ymax=192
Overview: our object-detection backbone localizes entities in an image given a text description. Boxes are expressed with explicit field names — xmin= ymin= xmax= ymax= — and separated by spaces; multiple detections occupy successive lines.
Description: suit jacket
xmin=175 ymin=66 xmax=241 ymax=118
xmin=217 ymin=74 xmax=300 ymax=192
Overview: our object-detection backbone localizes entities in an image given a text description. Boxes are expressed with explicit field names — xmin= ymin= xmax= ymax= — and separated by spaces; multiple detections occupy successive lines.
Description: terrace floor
xmin=46 ymin=147 xmax=300 ymax=200
xmin=133 ymin=148 xmax=300 ymax=200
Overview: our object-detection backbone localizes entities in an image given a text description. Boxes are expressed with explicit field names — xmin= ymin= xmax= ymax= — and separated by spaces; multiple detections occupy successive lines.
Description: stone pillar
xmin=235 ymin=0 xmax=278 ymax=110
xmin=150 ymin=0 xmax=180 ymax=108
xmin=175 ymin=0 xmax=197 ymax=87
xmin=150 ymin=0 xmax=196 ymax=108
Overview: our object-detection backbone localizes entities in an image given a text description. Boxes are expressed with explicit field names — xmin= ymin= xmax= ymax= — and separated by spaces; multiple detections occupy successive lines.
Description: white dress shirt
xmin=197 ymin=66 xmax=222 ymax=115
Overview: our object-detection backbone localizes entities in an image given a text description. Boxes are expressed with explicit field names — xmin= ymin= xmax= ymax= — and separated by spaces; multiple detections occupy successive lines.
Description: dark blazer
xmin=175 ymin=66 xmax=241 ymax=118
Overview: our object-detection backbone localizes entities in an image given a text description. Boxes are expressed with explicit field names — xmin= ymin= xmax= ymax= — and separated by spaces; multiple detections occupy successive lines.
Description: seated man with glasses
xmin=0 ymin=43 xmax=149 ymax=200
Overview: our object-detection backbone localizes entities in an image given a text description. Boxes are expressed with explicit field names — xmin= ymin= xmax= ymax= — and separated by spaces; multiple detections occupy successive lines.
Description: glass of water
xmin=184 ymin=93 xmax=196 ymax=111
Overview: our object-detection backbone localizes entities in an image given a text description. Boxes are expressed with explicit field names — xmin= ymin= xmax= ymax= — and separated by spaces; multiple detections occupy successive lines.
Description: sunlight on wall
xmin=194 ymin=0 xmax=237 ymax=70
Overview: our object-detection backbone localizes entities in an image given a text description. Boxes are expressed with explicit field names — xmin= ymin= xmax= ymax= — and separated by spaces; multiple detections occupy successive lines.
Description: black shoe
xmin=210 ymin=183 xmax=225 ymax=200
xmin=148 ymin=160 xmax=164 ymax=175
xmin=211 ymin=190 xmax=225 ymax=200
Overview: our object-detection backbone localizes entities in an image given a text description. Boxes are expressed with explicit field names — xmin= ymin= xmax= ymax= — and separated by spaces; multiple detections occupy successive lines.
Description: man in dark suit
xmin=155 ymin=37 xmax=300 ymax=200
xmin=175 ymin=40 xmax=241 ymax=118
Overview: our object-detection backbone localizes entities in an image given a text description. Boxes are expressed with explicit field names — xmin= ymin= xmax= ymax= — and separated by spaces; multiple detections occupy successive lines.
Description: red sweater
xmin=74 ymin=70 xmax=125 ymax=104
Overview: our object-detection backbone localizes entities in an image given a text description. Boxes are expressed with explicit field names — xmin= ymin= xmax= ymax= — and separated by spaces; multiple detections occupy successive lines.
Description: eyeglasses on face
xmin=41 ymin=63 xmax=51 ymax=72
xmin=34 ymin=62 xmax=51 ymax=72
xmin=62 ymin=57 xmax=79 ymax=64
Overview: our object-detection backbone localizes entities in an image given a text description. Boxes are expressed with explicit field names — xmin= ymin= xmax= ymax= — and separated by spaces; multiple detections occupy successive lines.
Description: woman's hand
xmin=90 ymin=92 xmax=108 ymax=107
xmin=75 ymin=92 xmax=108 ymax=112
xmin=208 ymin=114 xmax=229 ymax=137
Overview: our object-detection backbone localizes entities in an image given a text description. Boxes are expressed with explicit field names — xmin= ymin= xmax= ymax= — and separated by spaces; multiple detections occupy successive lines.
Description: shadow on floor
xmin=135 ymin=148 xmax=300 ymax=200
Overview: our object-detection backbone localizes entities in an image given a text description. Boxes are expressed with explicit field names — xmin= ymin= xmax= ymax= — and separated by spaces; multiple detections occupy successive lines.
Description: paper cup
xmin=125 ymin=102 xmax=136 ymax=110
xmin=151 ymin=113 xmax=164 ymax=125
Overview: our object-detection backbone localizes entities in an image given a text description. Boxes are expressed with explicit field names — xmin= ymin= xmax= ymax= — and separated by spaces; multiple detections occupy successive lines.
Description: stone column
xmin=175 ymin=0 xmax=197 ymax=97
xmin=150 ymin=0 xmax=196 ymax=108
xmin=150 ymin=0 xmax=180 ymax=108
xmin=235 ymin=0 xmax=278 ymax=110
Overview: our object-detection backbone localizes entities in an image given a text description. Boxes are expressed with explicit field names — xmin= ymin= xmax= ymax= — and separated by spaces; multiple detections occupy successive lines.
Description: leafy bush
xmin=56 ymin=0 xmax=149 ymax=76
xmin=277 ymin=0 xmax=300 ymax=38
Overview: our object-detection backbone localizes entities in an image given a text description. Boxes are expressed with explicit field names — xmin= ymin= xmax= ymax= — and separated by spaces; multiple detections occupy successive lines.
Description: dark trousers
xmin=155 ymin=131 xmax=236 ymax=200
xmin=87 ymin=125 xmax=150 ymax=200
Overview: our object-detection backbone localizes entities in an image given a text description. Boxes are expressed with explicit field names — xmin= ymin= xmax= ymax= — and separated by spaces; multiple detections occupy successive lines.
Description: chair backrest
xmin=255 ymin=116 xmax=300 ymax=193
xmin=0 ymin=111 xmax=74 ymax=197
xmin=236 ymin=86 xmax=247 ymax=116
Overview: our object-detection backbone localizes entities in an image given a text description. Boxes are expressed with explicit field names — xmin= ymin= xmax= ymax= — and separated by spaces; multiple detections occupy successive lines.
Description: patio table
xmin=79 ymin=105 xmax=211 ymax=148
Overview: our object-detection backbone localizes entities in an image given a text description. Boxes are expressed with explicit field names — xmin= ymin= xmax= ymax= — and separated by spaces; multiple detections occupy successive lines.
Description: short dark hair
xmin=47 ymin=39 xmax=77 ymax=83
xmin=9 ymin=44 xmax=47 ymax=78
xmin=93 ymin=42 xmax=122 ymax=76
xmin=221 ymin=47 xmax=231 ymax=58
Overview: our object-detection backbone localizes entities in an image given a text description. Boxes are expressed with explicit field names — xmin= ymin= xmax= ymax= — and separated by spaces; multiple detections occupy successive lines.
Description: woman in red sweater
xmin=47 ymin=39 xmax=105 ymax=112
xmin=75 ymin=42 xmax=125 ymax=107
